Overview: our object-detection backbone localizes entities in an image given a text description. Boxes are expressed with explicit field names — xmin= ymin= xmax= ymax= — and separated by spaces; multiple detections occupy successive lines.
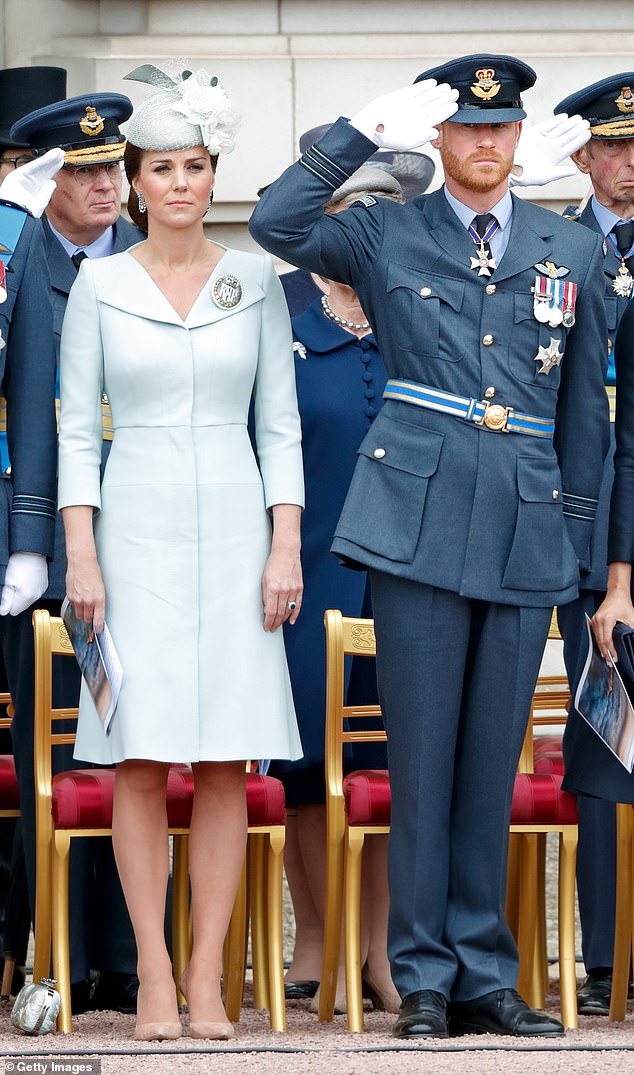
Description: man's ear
xmin=514 ymin=121 xmax=523 ymax=149
xmin=571 ymin=144 xmax=592 ymax=175
xmin=431 ymin=122 xmax=444 ymax=151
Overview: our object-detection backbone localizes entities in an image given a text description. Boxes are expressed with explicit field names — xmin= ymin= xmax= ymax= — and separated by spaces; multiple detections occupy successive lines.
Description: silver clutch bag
xmin=10 ymin=977 xmax=60 ymax=1034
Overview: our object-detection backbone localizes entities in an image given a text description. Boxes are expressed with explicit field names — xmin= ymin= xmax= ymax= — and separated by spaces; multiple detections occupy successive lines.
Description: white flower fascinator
xmin=124 ymin=63 xmax=240 ymax=156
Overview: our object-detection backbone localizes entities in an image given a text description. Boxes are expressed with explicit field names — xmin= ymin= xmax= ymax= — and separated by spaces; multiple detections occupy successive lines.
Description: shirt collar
xmin=292 ymin=297 xmax=377 ymax=355
xmin=590 ymin=195 xmax=631 ymax=239
xmin=443 ymin=186 xmax=513 ymax=232
xmin=48 ymin=221 xmax=116 ymax=260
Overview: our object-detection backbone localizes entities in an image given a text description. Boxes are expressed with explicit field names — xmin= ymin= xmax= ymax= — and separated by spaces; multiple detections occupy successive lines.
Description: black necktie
xmin=72 ymin=250 xmax=87 ymax=271
xmin=614 ymin=222 xmax=634 ymax=274
xmin=472 ymin=213 xmax=496 ymax=258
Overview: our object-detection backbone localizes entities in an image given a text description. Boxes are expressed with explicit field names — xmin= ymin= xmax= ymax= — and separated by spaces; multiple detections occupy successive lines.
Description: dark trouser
xmin=558 ymin=592 xmax=617 ymax=972
xmin=0 ymin=600 xmax=136 ymax=982
xmin=369 ymin=572 xmax=551 ymax=1002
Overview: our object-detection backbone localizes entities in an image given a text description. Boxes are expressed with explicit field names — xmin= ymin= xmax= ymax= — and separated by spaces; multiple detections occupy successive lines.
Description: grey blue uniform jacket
xmin=572 ymin=202 xmax=632 ymax=592
xmin=0 ymin=209 xmax=57 ymax=587
xmin=250 ymin=119 xmax=610 ymax=608
xmin=608 ymin=300 xmax=634 ymax=568
xmin=42 ymin=214 xmax=144 ymax=599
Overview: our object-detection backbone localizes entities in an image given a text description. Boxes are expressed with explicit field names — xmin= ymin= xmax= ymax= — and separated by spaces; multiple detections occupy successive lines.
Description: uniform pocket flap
xmin=386 ymin=262 xmax=465 ymax=312
xmin=358 ymin=416 xmax=444 ymax=478
xmin=517 ymin=456 xmax=561 ymax=503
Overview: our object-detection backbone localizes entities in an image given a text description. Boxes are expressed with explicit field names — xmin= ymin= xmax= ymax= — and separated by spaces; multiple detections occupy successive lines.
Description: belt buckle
xmin=478 ymin=401 xmax=512 ymax=432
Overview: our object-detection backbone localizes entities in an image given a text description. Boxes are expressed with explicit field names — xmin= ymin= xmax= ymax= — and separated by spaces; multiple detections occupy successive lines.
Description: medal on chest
xmin=0 ymin=328 xmax=5 ymax=352
xmin=468 ymin=218 xmax=499 ymax=277
xmin=212 ymin=273 xmax=243 ymax=310
xmin=532 ymin=271 xmax=576 ymax=330
xmin=613 ymin=261 xmax=634 ymax=298
xmin=0 ymin=262 xmax=7 ymax=305
xmin=534 ymin=337 xmax=563 ymax=375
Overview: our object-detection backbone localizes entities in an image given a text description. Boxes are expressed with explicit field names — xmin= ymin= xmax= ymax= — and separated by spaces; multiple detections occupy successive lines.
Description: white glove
xmin=0 ymin=148 xmax=65 ymax=217
xmin=0 ymin=552 xmax=48 ymax=616
xmin=509 ymin=114 xmax=591 ymax=188
xmin=350 ymin=80 xmax=459 ymax=151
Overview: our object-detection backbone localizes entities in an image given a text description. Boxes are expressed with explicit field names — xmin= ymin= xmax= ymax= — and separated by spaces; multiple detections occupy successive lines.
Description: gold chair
xmin=609 ymin=802 xmax=633 ymax=1021
xmin=32 ymin=609 xmax=191 ymax=1033
xmin=320 ymin=610 xmax=387 ymax=1033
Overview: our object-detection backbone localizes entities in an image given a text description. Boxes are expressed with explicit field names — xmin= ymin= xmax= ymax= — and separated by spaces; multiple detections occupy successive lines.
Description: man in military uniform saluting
xmin=552 ymin=73 xmax=634 ymax=1016
xmin=251 ymin=54 xmax=609 ymax=1037
xmin=5 ymin=95 xmax=144 ymax=1013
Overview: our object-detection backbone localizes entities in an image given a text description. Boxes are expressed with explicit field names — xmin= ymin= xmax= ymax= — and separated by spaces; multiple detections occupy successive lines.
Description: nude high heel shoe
xmin=179 ymin=968 xmax=235 ymax=1040
xmin=134 ymin=984 xmax=182 ymax=1041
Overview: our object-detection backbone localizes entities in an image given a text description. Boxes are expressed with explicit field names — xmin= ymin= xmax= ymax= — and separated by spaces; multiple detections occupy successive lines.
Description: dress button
xmin=373 ymin=447 xmax=386 ymax=459
xmin=367 ymin=406 xmax=377 ymax=419
xmin=482 ymin=334 xmax=494 ymax=346
xmin=360 ymin=352 xmax=371 ymax=365
xmin=363 ymin=370 xmax=373 ymax=383
xmin=420 ymin=287 xmax=432 ymax=298
xmin=365 ymin=388 xmax=375 ymax=400
xmin=485 ymin=284 xmax=496 ymax=295
xmin=359 ymin=338 xmax=371 ymax=350
xmin=484 ymin=386 xmax=496 ymax=399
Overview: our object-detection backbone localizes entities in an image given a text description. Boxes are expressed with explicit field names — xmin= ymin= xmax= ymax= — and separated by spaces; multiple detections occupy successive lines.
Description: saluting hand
xmin=0 ymin=148 xmax=65 ymax=218
xmin=349 ymin=81 xmax=459 ymax=151
xmin=510 ymin=114 xmax=591 ymax=188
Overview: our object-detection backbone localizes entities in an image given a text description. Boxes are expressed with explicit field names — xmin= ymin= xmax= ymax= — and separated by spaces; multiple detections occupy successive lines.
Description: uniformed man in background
xmin=6 ymin=94 xmax=144 ymax=1013
xmin=251 ymin=54 xmax=609 ymax=1038
xmin=553 ymin=73 xmax=634 ymax=1016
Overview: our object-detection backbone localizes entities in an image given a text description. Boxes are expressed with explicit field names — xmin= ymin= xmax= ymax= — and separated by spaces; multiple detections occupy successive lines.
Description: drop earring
xmin=137 ymin=191 xmax=146 ymax=214
xmin=208 ymin=191 xmax=214 ymax=209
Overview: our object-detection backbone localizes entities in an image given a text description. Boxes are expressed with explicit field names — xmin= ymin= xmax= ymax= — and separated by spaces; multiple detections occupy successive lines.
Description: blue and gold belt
xmin=0 ymin=397 xmax=113 ymax=441
xmin=383 ymin=379 xmax=555 ymax=439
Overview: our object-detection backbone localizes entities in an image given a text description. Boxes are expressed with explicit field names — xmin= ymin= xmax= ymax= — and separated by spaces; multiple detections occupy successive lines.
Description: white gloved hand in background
xmin=510 ymin=114 xmax=591 ymax=187
xmin=350 ymin=81 xmax=459 ymax=151
xmin=0 ymin=148 xmax=65 ymax=217
xmin=0 ymin=552 xmax=48 ymax=616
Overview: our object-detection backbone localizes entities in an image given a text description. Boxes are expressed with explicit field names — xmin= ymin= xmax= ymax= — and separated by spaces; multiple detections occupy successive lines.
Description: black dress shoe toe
xmin=393 ymin=990 xmax=448 ymax=1038
xmin=93 ymin=972 xmax=139 ymax=1014
xmin=284 ymin=979 xmax=319 ymax=1001
xmin=70 ymin=978 xmax=97 ymax=1015
xmin=449 ymin=989 xmax=564 ymax=1037
xmin=577 ymin=970 xmax=612 ymax=1016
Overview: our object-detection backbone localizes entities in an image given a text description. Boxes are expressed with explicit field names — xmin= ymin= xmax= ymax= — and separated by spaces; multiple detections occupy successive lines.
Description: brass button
xmin=482 ymin=334 xmax=494 ymax=346
xmin=484 ymin=386 xmax=496 ymax=399
xmin=420 ymin=287 xmax=432 ymax=298
xmin=373 ymin=448 xmax=386 ymax=460
xmin=552 ymin=489 xmax=559 ymax=500
xmin=485 ymin=284 xmax=496 ymax=295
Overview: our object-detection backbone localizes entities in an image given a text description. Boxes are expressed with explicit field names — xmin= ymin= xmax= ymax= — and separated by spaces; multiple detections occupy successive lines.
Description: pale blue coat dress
xmin=58 ymin=246 xmax=304 ymax=765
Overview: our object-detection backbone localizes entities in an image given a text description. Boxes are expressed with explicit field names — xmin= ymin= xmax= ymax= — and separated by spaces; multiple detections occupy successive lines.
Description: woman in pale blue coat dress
xmin=57 ymin=67 xmax=304 ymax=1042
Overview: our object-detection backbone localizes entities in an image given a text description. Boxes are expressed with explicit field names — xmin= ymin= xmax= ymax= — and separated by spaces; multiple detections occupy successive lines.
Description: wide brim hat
xmin=10 ymin=92 xmax=133 ymax=165
xmin=415 ymin=53 xmax=536 ymax=125
xmin=555 ymin=73 xmax=634 ymax=140
xmin=0 ymin=66 xmax=67 ymax=147
xmin=299 ymin=123 xmax=435 ymax=201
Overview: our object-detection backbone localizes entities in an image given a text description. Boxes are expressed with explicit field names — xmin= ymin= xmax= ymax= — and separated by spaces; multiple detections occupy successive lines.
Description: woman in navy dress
xmin=270 ymin=146 xmax=434 ymax=1013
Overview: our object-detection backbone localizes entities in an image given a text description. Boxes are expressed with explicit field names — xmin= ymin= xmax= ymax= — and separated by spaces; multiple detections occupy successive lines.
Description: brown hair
xmin=124 ymin=141 xmax=219 ymax=234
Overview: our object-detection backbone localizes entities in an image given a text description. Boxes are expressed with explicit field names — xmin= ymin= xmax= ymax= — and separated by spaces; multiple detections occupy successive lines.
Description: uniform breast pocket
xmin=511 ymin=294 xmax=566 ymax=391
xmin=336 ymin=414 xmax=444 ymax=563
xmin=386 ymin=262 xmax=466 ymax=363
xmin=502 ymin=456 xmax=578 ymax=592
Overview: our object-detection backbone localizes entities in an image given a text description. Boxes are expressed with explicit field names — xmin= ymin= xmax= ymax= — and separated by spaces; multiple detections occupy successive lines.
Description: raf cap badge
xmin=470 ymin=68 xmax=501 ymax=101
xmin=212 ymin=274 xmax=243 ymax=310
xmin=79 ymin=106 xmax=105 ymax=137
xmin=615 ymin=86 xmax=634 ymax=114
xmin=535 ymin=337 xmax=564 ymax=375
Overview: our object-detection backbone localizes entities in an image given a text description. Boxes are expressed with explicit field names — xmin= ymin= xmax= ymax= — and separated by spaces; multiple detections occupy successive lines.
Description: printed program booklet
xmin=575 ymin=613 xmax=634 ymax=773
xmin=61 ymin=597 xmax=123 ymax=736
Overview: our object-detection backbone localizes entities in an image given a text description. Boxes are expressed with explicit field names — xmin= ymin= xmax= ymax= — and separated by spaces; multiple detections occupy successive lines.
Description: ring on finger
xmin=287 ymin=600 xmax=297 ymax=612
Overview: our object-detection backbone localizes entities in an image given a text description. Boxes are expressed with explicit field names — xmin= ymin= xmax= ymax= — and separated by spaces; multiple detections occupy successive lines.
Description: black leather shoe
xmin=93 ymin=972 xmax=139 ymax=1014
xmin=284 ymin=979 xmax=319 ymax=1001
xmin=393 ymin=990 xmax=448 ymax=1038
xmin=449 ymin=989 xmax=564 ymax=1037
xmin=577 ymin=969 xmax=612 ymax=1016
xmin=70 ymin=978 xmax=97 ymax=1014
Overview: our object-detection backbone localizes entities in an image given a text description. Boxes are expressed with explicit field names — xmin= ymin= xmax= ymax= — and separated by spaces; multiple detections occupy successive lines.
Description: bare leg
xmin=112 ymin=761 xmax=177 ymax=1027
xmin=362 ymin=835 xmax=400 ymax=1009
xmin=185 ymin=761 xmax=247 ymax=1025
xmin=284 ymin=811 xmax=323 ymax=982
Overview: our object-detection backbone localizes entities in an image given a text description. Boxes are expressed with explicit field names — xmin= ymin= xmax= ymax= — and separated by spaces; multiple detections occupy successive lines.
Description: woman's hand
xmin=262 ymin=504 xmax=303 ymax=632
xmin=66 ymin=553 xmax=106 ymax=633
xmin=592 ymin=562 xmax=634 ymax=662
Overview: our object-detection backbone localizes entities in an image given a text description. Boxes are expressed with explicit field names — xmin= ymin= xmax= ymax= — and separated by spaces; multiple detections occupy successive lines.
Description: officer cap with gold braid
xmin=10 ymin=92 xmax=132 ymax=166
xmin=415 ymin=53 xmax=536 ymax=125
xmin=555 ymin=73 xmax=634 ymax=141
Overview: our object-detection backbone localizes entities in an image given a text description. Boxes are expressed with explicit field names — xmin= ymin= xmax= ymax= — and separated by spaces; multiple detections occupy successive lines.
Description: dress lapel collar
xmin=42 ymin=215 xmax=76 ymax=296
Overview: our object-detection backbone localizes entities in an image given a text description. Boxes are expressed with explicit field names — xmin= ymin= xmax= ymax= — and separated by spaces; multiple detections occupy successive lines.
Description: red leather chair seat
xmin=533 ymin=734 xmax=564 ymax=776
xmin=0 ymin=755 xmax=19 ymax=811
xmin=343 ymin=770 xmax=390 ymax=827
xmin=511 ymin=773 xmax=577 ymax=825
xmin=533 ymin=735 xmax=563 ymax=756
xmin=51 ymin=767 xmax=285 ymax=830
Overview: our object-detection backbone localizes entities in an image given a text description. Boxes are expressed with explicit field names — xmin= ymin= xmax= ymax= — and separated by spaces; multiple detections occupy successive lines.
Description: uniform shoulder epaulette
xmin=351 ymin=195 xmax=378 ymax=209
xmin=562 ymin=204 xmax=581 ymax=222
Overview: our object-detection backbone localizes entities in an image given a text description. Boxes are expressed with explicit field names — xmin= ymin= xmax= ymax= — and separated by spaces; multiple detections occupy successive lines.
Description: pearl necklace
xmin=321 ymin=294 xmax=370 ymax=332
